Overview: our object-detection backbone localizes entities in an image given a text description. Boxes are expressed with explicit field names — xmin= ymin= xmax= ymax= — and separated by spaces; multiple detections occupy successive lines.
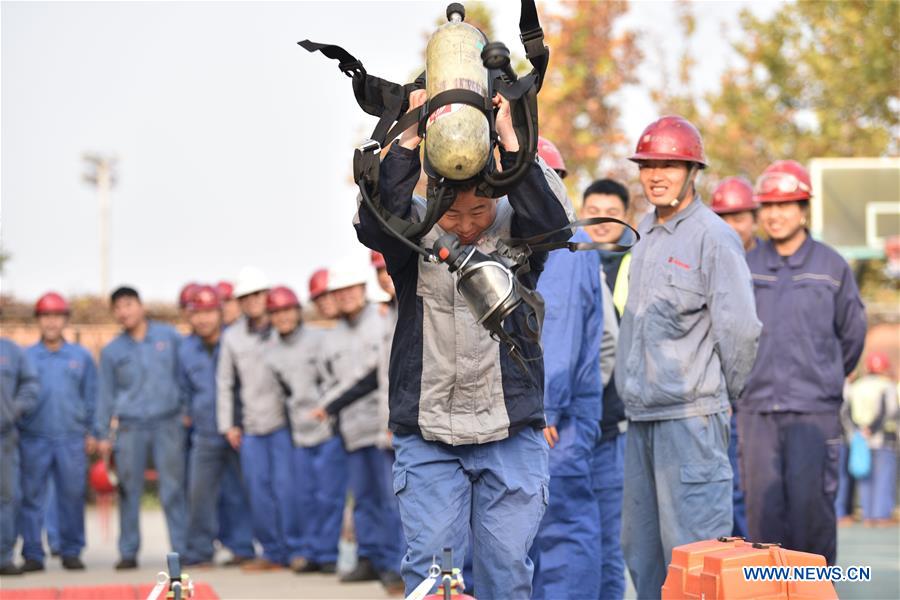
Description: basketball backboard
xmin=810 ymin=158 xmax=900 ymax=260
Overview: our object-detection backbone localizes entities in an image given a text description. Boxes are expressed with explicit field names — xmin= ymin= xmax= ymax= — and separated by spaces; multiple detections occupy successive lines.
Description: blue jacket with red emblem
xmin=22 ymin=341 xmax=98 ymax=438
xmin=96 ymin=321 xmax=183 ymax=439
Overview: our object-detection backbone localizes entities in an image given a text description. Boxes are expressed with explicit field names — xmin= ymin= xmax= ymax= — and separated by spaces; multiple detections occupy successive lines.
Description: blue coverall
xmin=97 ymin=321 xmax=188 ymax=560
xmin=19 ymin=341 xmax=97 ymax=563
xmin=531 ymin=229 xmax=605 ymax=600
xmin=178 ymin=333 xmax=254 ymax=563
xmin=740 ymin=236 xmax=866 ymax=564
xmin=1 ymin=339 xmax=40 ymax=569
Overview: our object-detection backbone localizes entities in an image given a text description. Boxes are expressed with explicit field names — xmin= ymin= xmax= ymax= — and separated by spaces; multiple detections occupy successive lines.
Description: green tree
xmin=537 ymin=1 xmax=642 ymax=197
xmin=655 ymin=0 xmax=899 ymax=184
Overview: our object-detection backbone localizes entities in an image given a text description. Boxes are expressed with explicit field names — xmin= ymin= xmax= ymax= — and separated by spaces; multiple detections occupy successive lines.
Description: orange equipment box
xmin=661 ymin=537 xmax=838 ymax=600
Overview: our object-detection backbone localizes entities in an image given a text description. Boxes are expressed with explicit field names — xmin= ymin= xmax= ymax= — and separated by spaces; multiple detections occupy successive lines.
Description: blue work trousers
xmin=347 ymin=445 xmax=403 ymax=573
xmin=737 ymin=410 xmax=841 ymax=565
xmin=0 ymin=433 xmax=20 ymax=565
xmin=622 ymin=413 xmax=732 ymax=599
xmin=834 ymin=443 xmax=853 ymax=519
xmin=857 ymin=446 xmax=897 ymax=521
xmin=289 ymin=437 xmax=347 ymax=564
xmin=728 ymin=412 xmax=747 ymax=537
xmin=393 ymin=428 xmax=549 ymax=600
xmin=240 ymin=427 xmax=293 ymax=565
xmin=45 ymin=479 xmax=60 ymax=554
xmin=532 ymin=417 xmax=601 ymax=600
xmin=18 ymin=435 xmax=86 ymax=561
xmin=185 ymin=434 xmax=254 ymax=563
xmin=114 ymin=417 xmax=188 ymax=559
xmin=593 ymin=432 xmax=626 ymax=600
xmin=216 ymin=457 xmax=254 ymax=558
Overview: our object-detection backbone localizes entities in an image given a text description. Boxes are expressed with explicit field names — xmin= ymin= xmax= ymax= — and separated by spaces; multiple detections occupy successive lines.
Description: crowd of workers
xmin=0 ymin=109 xmax=896 ymax=600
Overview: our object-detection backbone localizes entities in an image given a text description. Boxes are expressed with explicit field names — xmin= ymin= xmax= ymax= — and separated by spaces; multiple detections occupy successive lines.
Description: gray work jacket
xmin=615 ymin=198 xmax=761 ymax=421
xmin=216 ymin=316 xmax=287 ymax=436
xmin=266 ymin=326 xmax=333 ymax=447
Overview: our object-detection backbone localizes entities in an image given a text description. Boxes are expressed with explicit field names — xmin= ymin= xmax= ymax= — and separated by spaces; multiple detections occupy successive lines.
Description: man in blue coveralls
xmin=530 ymin=220 xmax=605 ymax=597
xmin=179 ymin=285 xmax=254 ymax=567
xmin=581 ymin=178 xmax=632 ymax=599
xmin=739 ymin=160 xmax=866 ymax=565
xmin=354 ymin=89 xmax=573 ymax=598
xmin=19 ymin=293 xmax=97 ymax=571
xmin=616 ymin=116 xmax=761 ymax=598
xmin=709 ymin=176 xmax=760 ymax=539
xmin=96 ymin=286 xmax=188 ymax=569
xmin=0 ymin=337 xmax=40 ymax=576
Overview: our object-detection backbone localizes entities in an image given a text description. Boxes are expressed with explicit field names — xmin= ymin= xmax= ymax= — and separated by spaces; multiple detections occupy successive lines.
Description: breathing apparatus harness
xmin=300 ymin=0 xmax=548 ymax=243
xmin=300 ymin=1 xmax=639 ymax=370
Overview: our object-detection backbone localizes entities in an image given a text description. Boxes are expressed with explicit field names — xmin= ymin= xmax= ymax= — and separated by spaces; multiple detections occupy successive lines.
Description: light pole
xmin=82 ymin=154 xmax=117 ymax=297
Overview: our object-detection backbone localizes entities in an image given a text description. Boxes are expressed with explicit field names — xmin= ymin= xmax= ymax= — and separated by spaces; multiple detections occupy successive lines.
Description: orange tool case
xmin=661 ymin=537 xmax=838 ymax=599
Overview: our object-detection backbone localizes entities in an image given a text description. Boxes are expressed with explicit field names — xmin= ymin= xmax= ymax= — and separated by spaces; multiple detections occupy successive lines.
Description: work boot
xmin=0 ymin=563 xmax=24 ymax=576
xmin=240 ymin=558 xmax=284 ymax=572
xmin=61 ymin=556 xmax=85 ymax=570
xmin=340 ymin=557 xmax=380 ymax=583
xmin=380 ymin=570 xmax=404 ymax=595
xmin=320 ymin=562 xmax=337 ymax=574
xmin=115 ymin=558 xmax=138 ymax=570
xmin=22 ymin=559 xmax=44 ymax=572
xmin=291 ymin=557 xmax=321 ymax=573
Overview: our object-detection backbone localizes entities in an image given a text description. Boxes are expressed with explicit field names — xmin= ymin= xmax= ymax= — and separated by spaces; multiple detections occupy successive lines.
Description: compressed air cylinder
xmin=424 ymin=14 xmax=491 ymax=181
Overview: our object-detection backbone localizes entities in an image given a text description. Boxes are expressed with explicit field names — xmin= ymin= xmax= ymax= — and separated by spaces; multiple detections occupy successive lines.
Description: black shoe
xmin=115 ymin=558 xmax=138 ymax=570
xmin=379 ymin=570 xmax=404 ymax=594
xmin=50 ymin=549 xmax=61 ymax=558
xmin=320 ymin=562 xmax=337 ymax=574
xmin=293 ymin=560 xmax=322 ymax=574
xmin=340 ymin=557 xmax=380 ymax=582
xmin=0 ymin=563 xmax=24 ymax=576
xmin=22 ymin=559 xmax=44 ymax=572
xmin=61 ymin=556 xmax=86 ymax=570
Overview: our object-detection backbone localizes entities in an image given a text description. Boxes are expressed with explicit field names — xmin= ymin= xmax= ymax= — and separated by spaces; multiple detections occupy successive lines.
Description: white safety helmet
xmin=328 ymin=259 xmax=369 ymax=292
xmin=233 ymin=266 xmax=271 ymax=298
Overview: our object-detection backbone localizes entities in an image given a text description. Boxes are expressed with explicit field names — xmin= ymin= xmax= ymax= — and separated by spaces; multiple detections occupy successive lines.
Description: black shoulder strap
xmin=502 ymin=217 xmax=641 ymax=256
xmin=518 ymin=0 xmax=549 ymax=90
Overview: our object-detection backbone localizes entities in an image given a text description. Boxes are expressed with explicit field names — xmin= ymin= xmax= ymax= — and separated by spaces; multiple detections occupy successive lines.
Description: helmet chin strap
xmin=669 ymin=163 xmax=700 ymax=207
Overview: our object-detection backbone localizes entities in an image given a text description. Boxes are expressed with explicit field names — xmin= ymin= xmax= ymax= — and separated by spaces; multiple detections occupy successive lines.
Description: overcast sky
xmin=1 ymin=0 xmax=779 ymax=302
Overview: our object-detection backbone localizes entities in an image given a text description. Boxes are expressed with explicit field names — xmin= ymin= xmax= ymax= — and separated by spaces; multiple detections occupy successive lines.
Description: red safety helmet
xmin=865 ymin=351 xmax=891 ymax=375
xmin=754 ymin=160 xmax=812 ymax=203
xmin=216 ymin=281 xmax=234 ymax=301
xmin=34 ymin=292 xmax=70 ymax=316
xmin=89 ymin=459 xmax=118 ymax=494
xmin=186 ymin=285 xmax=221 ymax=311
xmin=178 ymin=282 xmax=202 ymax=309
xmin=371 ymin=251 xmax=387 ymax=270
xmin=711 ymin=177 xmax=759 ymax=215
xmin=266 ymin=285 xmax=300 ymax=312
xmin=537 ymin=136 xmax=567 ymax=178
xmin=629 ymin=116 xmax=707 ymax=167
xmin=309 ymin=269 xmax=329 ymax=300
